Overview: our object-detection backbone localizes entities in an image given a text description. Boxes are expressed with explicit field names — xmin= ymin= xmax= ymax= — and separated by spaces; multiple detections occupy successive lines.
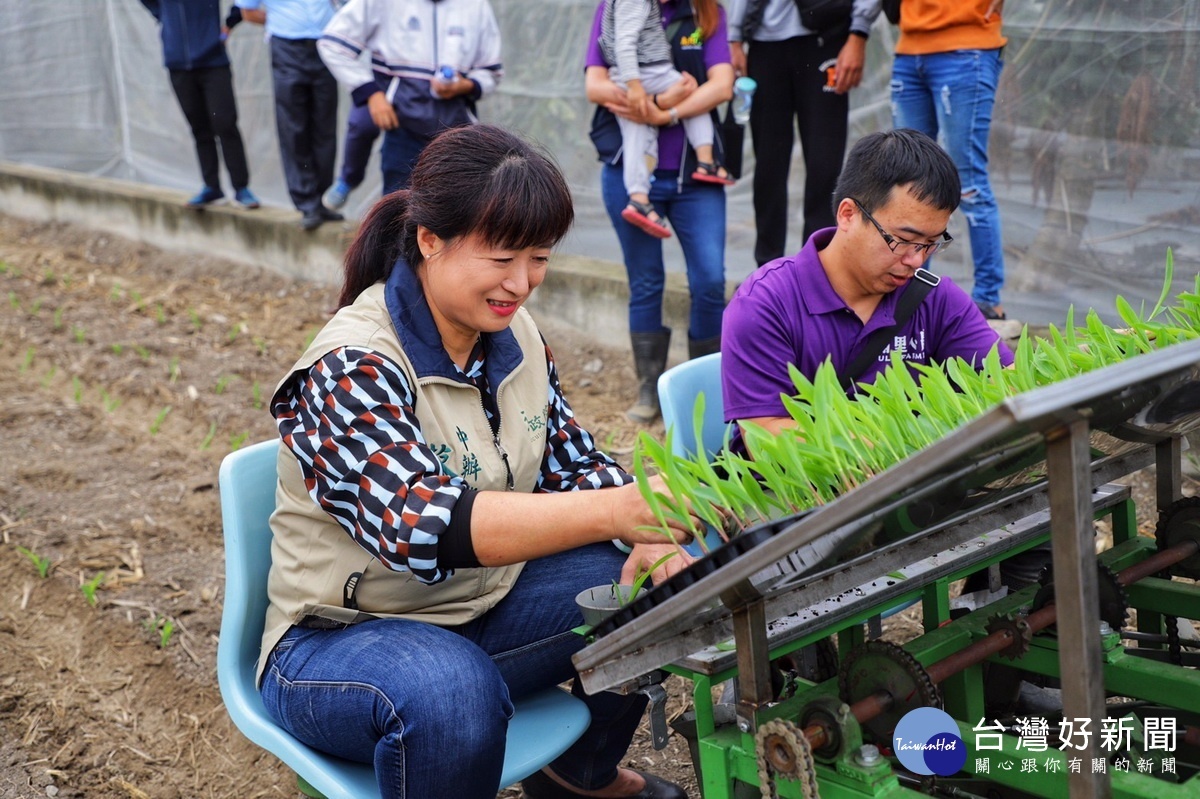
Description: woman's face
xmin=416 ymin=226 xmax=551 ymax=347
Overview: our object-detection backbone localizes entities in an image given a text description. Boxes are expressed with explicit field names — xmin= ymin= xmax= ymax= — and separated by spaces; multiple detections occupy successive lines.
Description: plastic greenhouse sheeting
xmin=1 ymin=1 xmax=1198 ymax=325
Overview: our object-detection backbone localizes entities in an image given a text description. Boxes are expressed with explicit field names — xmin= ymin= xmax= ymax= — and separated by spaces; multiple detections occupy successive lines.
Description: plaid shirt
xmin=272 ymin=340 xmax=632 ymax=584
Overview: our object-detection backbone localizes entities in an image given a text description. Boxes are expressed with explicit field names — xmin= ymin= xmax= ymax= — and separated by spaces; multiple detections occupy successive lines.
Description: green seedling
xmin=144 ymin=614 xmax=176 ymax=649
xmin=251 ymin=382 xmax=263 ymax=410
xmin=188 ymin=308 xmax=203 ymax=332
xmin=52 ymin=306 xmax=64 ymax=331
xmin=19 ymin=347 xmax=34 ymax=373
xmin=199 ymin=420 xmax=217 ymax=451
xmin=253 ymin=336 xmax=268 ymax=356
xmin=230 ymin=431 xmax=250 ymax=450
xmin=302 ymin=328 xmax=320 ymax=352
xmin=149 ymin=405 xmax=173 ymax=434
xmin=227 ymin=322 xmax=245 ymax=342
xmin=100 ymin=389 xmax=120 ymax=413
xmin=40 ymin=270 xmax=55 ymax=285
xmin=29 ymin=298 xmax=42 ymax=316
xmin=134 ymin=345 xmax=151 ymax=362
xmin=168 ymin=357 xmax=181 ymax=383
xmin=72 ymin=376 xmax=83 ymax=404
xmin=130 ymin=289 xmax=144 ymax=310
xmin=111 ymin=342 xmax=124 ymax=355
xmin=619 ymin=551 xmax=677 ymax=606
xmin=40 ymin=365 xmax=57 ymax=388
xmin=109 ymin=285 xmax=124 ymax=302
xmin=8 ymin=291 xmax=19 ymax=311
xmin=635 ymin=254 xmax=1200 ymax=542
xmin=80 ymin=572 xmax=105 ymax=607
xmin=15 ymin=546 xmax=53 ymax=578
xmin=72 ymin=325 xmax=86 ymax=344
xmin=214 ymin=375 xmax=233 ymax=395
xmin=154 ymin=304 xmax=166 ymax=324
xmin=0 ymin=260 xmax=9 ymax=274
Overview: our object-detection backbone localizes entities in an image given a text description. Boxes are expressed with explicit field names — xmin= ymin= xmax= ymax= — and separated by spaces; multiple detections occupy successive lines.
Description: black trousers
xmin=169 ymin=65 xmax=250 ymax=192
xmin=269 ymin=36 xmax=338 ymax=213
xmin=747 ymin=35 xmax=849 ymax=266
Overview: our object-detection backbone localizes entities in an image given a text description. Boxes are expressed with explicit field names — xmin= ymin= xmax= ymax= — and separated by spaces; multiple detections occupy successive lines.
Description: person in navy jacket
xmin=140 ymin=0 xmax=260 ymax=210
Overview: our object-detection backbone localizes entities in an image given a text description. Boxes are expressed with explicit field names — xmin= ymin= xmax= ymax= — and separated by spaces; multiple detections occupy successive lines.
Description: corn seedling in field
xmin=72 ymin=326 xmax=86 ymax=344
xmin=52 ymin=307 xmax=63 ymax=330
xmin=149 ymin=405 xmax=172 ymax=434
xmin=144 ymin=614 xmax=176 ymax=648
xmin=8 ymin=291 xmax=19 ymax=311
xmin=199 ymin=421 xmax=217 ymax=451
xmin=72 ymin=376 xmax=83 ymax=404
xmin=230 ymin=431 xmax=250 ymax=450
xmin=636 ymin=254 xmax=1200 ymax=541
xmin=251 ymin=382 xmax=263 ymax=410
xmin=214 ymin=374 xmax=233 ymax=395
xmin=15 ymin=546 xmax=53 ymax=578
xmin=20 ymin=347 xmax=34 ymax=373
xmin=80 ymin=572 xmax=105 ymax=607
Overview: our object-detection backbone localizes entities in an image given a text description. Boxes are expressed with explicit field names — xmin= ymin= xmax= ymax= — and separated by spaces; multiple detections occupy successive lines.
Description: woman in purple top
xmin=585 ymin=0 xmax=735 ymax=424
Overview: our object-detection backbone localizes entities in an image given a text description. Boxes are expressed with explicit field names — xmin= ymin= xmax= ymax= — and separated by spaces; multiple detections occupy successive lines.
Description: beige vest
xmin=259 ymin=282 xmax=549 ymax=681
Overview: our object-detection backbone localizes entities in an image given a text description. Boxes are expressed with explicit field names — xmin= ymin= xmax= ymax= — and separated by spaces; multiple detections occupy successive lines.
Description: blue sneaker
xmin=323 ymin=179 xmax=351 ymax=211
xmin=234 ymin=187 xmax=261 ymax=209
xmin=186 ymin=186 xmax=224 ymax=208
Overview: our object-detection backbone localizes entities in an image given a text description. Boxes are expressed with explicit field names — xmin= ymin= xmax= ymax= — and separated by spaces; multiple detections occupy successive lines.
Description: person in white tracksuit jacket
xmin=318 ymin=0 xmax=503 ymax=192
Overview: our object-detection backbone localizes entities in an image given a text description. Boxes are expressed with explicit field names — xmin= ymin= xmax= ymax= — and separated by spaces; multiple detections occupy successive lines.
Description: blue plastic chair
xmin=657 ymin=352 xmax=729 ymax=460
xmin=216 ymin=439 xmax=592 ymax=799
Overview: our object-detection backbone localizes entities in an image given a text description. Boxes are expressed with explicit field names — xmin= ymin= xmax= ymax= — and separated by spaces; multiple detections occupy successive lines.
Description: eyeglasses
xmin=852 ymin=199 xmax=953 ymax=258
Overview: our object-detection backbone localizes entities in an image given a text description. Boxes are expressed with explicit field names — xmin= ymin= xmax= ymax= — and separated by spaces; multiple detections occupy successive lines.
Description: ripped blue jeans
xmin=891 ymin=48 xmax=1004 ymax=307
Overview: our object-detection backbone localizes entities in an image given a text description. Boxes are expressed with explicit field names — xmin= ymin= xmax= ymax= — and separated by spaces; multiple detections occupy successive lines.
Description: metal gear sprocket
xmin=1155 ymin=496 xmax=1200 ymax=579
xmin=1030 ymin=561 xmax=1128 ymax=631
xmin=837 ymin=640 xmax=940 ymax=745
xmin=984 ymin=612 xmax=1033 ymax=660
xmin=755 ymin=718 xmax=818 ymax=799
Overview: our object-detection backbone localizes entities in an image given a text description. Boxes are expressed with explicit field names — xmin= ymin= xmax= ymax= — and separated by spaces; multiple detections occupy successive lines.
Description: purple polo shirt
xmin=722 ymin=228 xmax=1015 ymax=423
xmin=585 ymin=1 xmax=730 ymax=171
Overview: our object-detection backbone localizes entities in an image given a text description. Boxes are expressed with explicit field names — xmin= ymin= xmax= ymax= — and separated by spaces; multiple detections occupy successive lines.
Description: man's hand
xmin=730 ymin=41 xmax=748 ymax=77
xmin=833 ymin=34 xmax=867 ymax=94
xmin=240 ymin=7 xmax=266 ymax=24
xmin=367 ymin=91 xmax=399 ymax=130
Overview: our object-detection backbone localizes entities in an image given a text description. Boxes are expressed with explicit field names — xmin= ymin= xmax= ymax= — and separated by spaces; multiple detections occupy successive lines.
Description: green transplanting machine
xmin=574 ymin=338 xmax=1200 ymax=799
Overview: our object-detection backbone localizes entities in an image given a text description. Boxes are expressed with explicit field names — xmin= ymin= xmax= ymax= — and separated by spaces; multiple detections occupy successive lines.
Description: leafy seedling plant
xmin=617 ymin=551 xmax=678 ymax=607
xmin=636 ymin=253 xmax=1200 ymax=539
xmin=144 ymin=614 xmax=176 ymax=649
xmin=15 ymin=546 xmax=53 ymax=578
xmin=80 ymin=572 xmax=106 ymax=607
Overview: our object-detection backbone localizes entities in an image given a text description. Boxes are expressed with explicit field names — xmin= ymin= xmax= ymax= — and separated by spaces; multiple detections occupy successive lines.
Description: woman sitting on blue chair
xmin=260 ymin=124 xmax=695 ymax=799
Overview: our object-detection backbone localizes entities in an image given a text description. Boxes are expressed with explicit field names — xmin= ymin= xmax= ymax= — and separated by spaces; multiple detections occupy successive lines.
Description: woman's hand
xmin=621 ymin=542 xmax=694 ymax=586
xmin=654 ymin=72 xmax=699 ymax=110
xmin=608 ymin=475 xmax=701 ymax=548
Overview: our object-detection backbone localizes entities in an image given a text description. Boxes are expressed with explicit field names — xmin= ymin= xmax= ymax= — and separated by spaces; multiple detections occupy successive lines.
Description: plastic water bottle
xmin=732 ymin=76 xmax=757 ymax=125
xmin=431 ymin=65 xmax=456 ymax=98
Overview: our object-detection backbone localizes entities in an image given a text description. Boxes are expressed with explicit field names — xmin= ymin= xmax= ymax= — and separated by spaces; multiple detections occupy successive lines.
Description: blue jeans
xmin=339 ymin=103 xmax=381 ymax=189
xmin=891 ymin=49 xmax=1005 ymax=307
xmin=259 ymin=543 xmax=646 ymax=798
xmin=381 ymin=126 xmax=433 ymax=195
xmin=601 ymin=164 xmax=726 ymax=341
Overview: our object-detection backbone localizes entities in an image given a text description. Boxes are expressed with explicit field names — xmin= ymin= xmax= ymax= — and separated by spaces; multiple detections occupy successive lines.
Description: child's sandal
xmin=620 ymin=199 xmax=672 ymax=238
xmin=691 ymin=161 xmax=736 ymax=186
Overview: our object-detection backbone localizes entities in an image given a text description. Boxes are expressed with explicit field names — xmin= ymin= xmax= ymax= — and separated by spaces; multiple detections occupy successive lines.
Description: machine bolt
xmin=856 ymin=744 xmax=882 ymax=767
xmin=738 ymin=719 xmax=752 ymax=733
xmin=1098 ymin=621 xmax=1113 ymax=636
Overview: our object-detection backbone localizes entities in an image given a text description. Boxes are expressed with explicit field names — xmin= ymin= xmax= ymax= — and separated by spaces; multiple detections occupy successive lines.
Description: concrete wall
xmin=0 ymin=161 xmax=711 ymax=361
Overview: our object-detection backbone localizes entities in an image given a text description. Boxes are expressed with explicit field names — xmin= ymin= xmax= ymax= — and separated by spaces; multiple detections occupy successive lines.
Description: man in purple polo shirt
xmin=722 ymin=128 xmax=1014 ymax=442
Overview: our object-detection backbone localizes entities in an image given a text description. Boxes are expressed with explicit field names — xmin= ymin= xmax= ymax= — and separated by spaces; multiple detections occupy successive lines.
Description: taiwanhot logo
xmin=893 ymin=708 xmax=967 ymax=776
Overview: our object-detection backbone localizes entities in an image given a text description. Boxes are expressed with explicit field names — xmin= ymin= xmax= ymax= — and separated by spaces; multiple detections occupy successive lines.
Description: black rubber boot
xmin=627 ymin=330 xmax=671 ymax=424
xmin=687 ymin=334 xmax=720 ymax=360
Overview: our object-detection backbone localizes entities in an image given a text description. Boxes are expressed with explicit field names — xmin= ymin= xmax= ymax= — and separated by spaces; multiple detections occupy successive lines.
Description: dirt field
xmin=0 ymin=212 xmax=710 ymax=799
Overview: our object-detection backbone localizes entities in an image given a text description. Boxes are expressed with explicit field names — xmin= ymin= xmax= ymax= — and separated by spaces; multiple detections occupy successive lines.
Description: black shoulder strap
xmin=839 ymin=267 xmax=940 ymax=392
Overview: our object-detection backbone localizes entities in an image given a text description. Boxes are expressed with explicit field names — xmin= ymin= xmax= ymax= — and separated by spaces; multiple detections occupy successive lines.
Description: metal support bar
xmin=731 ymin=598 xmax=772 ymax=734
xmin=1157 ymin=435 xmax=1183 ymax=513
xmin=1046 ymin=418 xmax=1111 ymax=799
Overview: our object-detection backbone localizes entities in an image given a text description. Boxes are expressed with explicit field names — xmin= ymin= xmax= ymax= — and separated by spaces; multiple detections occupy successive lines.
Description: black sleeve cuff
xmin=467 ymin=78 xmax=483 ymax=102
xmin=438 ymin=488 xmax=481 ymax=569
xmin=351 ymin=82 xmax=381 ymax=107
xmin=226 ymin=7 xmax=242 ymax=29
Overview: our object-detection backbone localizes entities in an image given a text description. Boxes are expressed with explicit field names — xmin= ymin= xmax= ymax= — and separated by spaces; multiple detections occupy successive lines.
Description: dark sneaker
xmin=317 ymin=205 xmax=344 ymax=222
xmin=976 ymin=302 xmax=1007 ymax=321
xmin=234 ymin=187 xmax=261 ymax=209
xmin=186 ymin=186 xmax=224 ymax=208
xmin=299 ymin=210 xmax=324 ymax=231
